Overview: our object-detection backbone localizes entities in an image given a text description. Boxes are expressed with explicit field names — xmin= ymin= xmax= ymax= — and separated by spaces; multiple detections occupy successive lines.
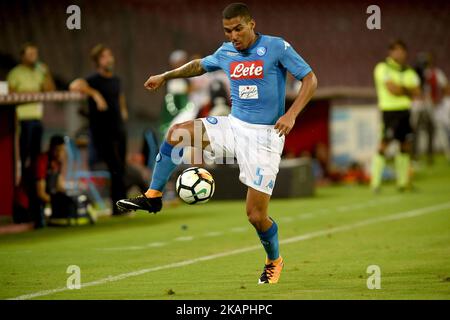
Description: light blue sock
xmin=149 ymin=141 xmax=184 ymax=192
xmin=257 ymin=218 xmax=280 ymax=261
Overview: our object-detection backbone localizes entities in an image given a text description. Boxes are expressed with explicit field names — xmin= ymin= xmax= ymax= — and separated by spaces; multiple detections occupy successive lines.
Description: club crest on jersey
xmin=230 ymin=61 xmax=264 ymax=80
xmin=256 ymin=46 xmax=267 ymax=56
xmin=206 ymin=116 xmax=218 ymax=124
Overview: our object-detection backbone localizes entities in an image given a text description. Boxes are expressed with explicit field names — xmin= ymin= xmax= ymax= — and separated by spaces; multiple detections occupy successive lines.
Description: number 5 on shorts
xmin=254 ymin=167 xmax=263 ymax=186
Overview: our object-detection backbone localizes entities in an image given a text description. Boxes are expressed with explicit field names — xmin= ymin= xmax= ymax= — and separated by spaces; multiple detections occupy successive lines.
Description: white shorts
xmin=201 ymin=114 xmax=285 ymax=195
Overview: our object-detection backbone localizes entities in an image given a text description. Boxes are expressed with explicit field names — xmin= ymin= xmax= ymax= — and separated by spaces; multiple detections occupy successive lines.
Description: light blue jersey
xmin=201 ymin=33 xmax=312 ymax=125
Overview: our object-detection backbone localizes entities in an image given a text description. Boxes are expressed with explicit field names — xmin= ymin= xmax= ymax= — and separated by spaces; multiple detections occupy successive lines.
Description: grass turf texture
xmin=1 ymin=157 xmax=449 ymax=300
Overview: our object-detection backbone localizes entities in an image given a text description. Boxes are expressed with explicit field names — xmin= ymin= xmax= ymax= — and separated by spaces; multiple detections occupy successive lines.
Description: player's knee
xmin=166 ymin=123 xmax=180 ymax=145
xmin=247 ymin=207 xmax=266 ymax=226
xmin=166 ymin=122 xmax=192 ymax=146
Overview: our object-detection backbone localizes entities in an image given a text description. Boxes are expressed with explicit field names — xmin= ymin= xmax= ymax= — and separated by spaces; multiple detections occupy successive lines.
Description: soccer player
xmin=118 ymin=3 xmax=317 ymax=284
xmin=371 ymin=40 xmax=421 ymax=192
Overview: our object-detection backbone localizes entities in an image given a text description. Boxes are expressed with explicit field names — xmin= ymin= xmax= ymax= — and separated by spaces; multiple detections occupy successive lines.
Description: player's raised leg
xmin=117 ymin=119 xmax=210 ymax=213
xmin=246 ymin=187 xmax=284 ymax=284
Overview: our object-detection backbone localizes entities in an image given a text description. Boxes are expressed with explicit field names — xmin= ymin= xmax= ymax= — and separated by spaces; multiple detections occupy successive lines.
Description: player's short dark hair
xmin=20 ymin=42 xmax=37 ymax=56
xmin=90 ymin=43 xmax=109 ymax=66
xmin=222 ymin=3 xmax=252 ymax=21
xmin=389 ymin=39 xmax=407 ymax=51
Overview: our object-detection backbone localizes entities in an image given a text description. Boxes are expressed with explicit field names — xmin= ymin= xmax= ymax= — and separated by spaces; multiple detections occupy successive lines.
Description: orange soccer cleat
xmin=258 ymin=256 xmax=284 ymax=284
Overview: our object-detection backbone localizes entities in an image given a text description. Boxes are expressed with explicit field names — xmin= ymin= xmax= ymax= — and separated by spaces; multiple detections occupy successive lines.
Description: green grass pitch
xmin=1 ymin=158 xmax=449 ymax=300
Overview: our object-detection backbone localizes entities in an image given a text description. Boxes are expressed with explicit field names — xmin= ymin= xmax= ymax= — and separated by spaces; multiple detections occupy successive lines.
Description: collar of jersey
xmin=386 ymin=57 xmax=403 ymax=71
xmin=237 ymin=32 xmax=263 ymax=54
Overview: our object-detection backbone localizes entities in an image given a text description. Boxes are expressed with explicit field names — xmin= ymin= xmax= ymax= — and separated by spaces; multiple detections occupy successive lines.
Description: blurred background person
xmin=32 ymin=135 xmax=66 ymax=228
xmin=33 ymin=135 xmax=94 ymax=227
xmin=412 ymin=52 xmax=436 ymax=165
xmin=189 ymin=53 xmax=213 ymax=115
xmin=414 ymin=52 xmax=450 ymax=163
xmin=371 ymin=40 xmax=421 ymax=192
xmin=7 ymin=42 xmax=55 ymax=179
xmin=69 ymin=44 xmax=128 ymax=216
xmin=159 ymin=49 xmax=193 ymax=140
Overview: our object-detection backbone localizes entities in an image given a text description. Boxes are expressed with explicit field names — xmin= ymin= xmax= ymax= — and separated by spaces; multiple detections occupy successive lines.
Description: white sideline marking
xmin=97 ymin=242 xmax=168 ymax=252
xmin=96 ymin=197 xmax=401 ymax=252
xmin=8 ymin=202 xmax=450 ymax=300
xmin=99 ymin=245 xmax=146 ymax=251
xmin=174 ymin=236 xmax=194 ymax=241
xmin=204 ymin=231 xmax=224 ymax=237
xmin=147 ymin=242 xmax=166 ymax=247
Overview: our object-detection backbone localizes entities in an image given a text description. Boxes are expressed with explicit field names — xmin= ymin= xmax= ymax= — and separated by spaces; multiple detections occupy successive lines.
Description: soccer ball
xmin=176 ymin=167 xmax=215 ymax=204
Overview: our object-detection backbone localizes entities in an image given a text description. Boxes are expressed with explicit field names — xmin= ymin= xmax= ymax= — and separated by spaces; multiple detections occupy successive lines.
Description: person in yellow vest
xmin=7 ymin=42 xmax=55 ymax=177
xmin=372 ymin=40 xmax=421 ymax=192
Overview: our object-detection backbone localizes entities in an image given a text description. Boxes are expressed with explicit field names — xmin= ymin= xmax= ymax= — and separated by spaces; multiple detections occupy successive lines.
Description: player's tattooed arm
xmin=163 ymin=59 xmax=206 ymax=80
xmin=144 ymin=59 xmax=206 ymax=91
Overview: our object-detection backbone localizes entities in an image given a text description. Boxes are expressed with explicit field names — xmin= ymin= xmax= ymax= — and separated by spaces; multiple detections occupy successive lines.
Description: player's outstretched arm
xmin=274 ymin=71 xmax=318 ymax=136
xmin=144 ymin=59 xmax=206 ymax=91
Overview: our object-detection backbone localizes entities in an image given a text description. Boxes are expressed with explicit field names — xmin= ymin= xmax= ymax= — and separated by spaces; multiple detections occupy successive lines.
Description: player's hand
xmin=92 ymin=90 xmax=107 ymax=111
xmin=144 ymin=74 xmax=166 ymax=91
xmin=274 ymin=113 xmax=296 ymax=137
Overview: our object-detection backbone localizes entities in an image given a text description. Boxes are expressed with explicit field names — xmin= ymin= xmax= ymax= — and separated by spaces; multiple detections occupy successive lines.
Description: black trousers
xmin=19 ymin=120 xmax=43 ymax=173
xmin=412 ymin=108 xmax=435 ymax=161
xmin=382 ymin=110 xmax=412 ymax=143
xmin=91 ymin=129 xmax=127 ymax=214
